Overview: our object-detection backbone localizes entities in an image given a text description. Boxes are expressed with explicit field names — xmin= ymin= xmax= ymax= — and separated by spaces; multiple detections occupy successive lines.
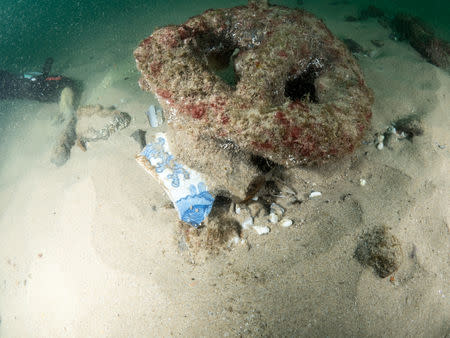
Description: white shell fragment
xmin=280 ymin=219 xmax=293 ymax=228
xmin=377 ymin=142 xmax=384 ymax=150
xmin=360 ymin=178 xmax=367 ymax=186
xmin=309 ymin=191 xmax=322 ymax=198
xmin=241 ymin=216 xmax=254 ymax=229
xmin=253 ymin=225 xmax=270 ymax=235
xmin=269 ymin=212 xmax=279 ymax=224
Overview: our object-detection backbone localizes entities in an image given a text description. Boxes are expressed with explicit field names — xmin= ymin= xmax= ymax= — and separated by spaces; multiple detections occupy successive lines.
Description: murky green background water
xmin=0 ymin=0 xmax=448 ymax=71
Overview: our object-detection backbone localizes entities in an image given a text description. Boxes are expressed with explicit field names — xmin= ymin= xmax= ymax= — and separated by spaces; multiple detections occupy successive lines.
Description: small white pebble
xmin=280 ymin=219 xmax=293 ymax=227
xmin=377 ymin=142 xmax=384 ymax=150
xmin=252 ymin=196 xmax=259 ymax=201
xmin=309 ymin=191 xmax=322 ymax=198
xmin=360 ymin=178 xmax=367 ymax=186
xmin=269 ymin=212 xmax=279 ymax=224
xmin=241 ymin=216 xmax=253 ymax=229
xmin=235 ymin=205 xmax=241 ymax=215
xmin=253 ymin=225 xmax=270 ymax=235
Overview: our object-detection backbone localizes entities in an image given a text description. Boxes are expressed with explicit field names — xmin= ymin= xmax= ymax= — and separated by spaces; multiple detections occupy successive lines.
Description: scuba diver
xmin=1 ymin=58 xmax=80 ymax=166
xmin=0 ymin=57 xmax=75 ymax=102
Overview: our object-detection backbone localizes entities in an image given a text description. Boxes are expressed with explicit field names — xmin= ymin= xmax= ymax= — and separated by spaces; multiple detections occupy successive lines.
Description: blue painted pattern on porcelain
xmin=142 ymin=137 xmax=190 ymax=188
xmin=175 ymin=183 xmax=214 ymax=226
xmin=140 ymin=137 xmax=214 ymax=226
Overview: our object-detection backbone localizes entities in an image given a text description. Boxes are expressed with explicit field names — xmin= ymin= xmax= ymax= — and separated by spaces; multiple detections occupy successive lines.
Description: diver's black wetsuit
xmin=0 ymin=58 xmax=75 ymax=102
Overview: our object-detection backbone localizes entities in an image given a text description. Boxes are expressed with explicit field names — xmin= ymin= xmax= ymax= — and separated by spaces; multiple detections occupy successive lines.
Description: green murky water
xmin=0 ymin=0 xmax=448 ymax=71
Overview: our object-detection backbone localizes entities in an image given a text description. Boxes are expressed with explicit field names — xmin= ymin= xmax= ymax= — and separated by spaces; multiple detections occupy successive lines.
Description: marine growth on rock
xmin=134 ymin=0 xmax=373 ymax=167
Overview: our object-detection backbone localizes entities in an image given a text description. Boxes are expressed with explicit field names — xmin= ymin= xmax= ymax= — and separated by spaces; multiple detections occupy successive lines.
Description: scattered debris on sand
xmin=76 ymin=104 xmax=131 ymax=150
xmin=354 ymin=225 xmax=403 ymax=278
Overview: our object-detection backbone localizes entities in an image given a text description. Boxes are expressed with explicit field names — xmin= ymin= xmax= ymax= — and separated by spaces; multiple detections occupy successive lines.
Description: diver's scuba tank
xmin=22 ymin=57 xmax=54 ymax=81
xmin=22 ymin=71 xmax=43 ymax=81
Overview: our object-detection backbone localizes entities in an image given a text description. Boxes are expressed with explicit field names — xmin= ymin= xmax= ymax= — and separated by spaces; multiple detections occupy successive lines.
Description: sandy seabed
xmin=0 ymin=1 xmax=449 ymax=337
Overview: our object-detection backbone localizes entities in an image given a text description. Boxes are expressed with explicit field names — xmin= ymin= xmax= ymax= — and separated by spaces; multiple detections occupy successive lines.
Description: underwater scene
xmin=0 ymin=0 xmax=448 ymax=336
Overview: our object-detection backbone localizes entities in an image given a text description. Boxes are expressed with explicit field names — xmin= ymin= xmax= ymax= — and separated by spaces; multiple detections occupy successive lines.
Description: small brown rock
xmin=371 ymin=39 xmax=384 ymax=47
xmin=354 ymin=225 xmax=403 ymax=278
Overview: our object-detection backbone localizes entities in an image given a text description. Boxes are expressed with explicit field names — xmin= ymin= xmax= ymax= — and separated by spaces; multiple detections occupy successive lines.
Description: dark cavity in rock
xmin=285 ymin=63 xmax=321 ymax=103
xmin=199 ymin=33 xmax=239 ymax=87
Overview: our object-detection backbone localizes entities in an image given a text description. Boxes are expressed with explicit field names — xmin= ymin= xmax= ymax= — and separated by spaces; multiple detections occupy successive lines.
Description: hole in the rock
xmin=210 ymin=55 xmax=238 ymax=88
xmin=196 ymin=33 xmax=239 ymax=88
xmin=250 ymin=155 xmax=276 ymax=173
xmin=285 ymin=63 xmax=321 ymax=103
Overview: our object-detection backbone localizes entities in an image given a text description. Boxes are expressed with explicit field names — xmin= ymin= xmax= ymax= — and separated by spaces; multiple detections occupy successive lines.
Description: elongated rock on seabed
xmin=51 ymin=87 xmax=77 ymax=166
xmin=134 ymin=0 xmax=373 ymax=167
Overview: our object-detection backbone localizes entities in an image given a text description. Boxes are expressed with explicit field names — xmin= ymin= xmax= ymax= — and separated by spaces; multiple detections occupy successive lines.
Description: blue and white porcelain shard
xmin=136 ymin=132 xmax=214 ymax=227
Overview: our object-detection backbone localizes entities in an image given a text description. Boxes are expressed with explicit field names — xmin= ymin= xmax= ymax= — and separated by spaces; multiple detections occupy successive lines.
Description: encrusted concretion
xmin=134 ymin=1 xmax=373 ymax=167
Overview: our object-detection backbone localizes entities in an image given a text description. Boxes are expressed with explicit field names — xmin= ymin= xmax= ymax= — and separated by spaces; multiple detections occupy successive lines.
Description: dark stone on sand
xmin=344 ymin=16 xmax=358 ymax=22
xmin=354 ymin=225 xmax=403 ymax=278
xmin=393 ymin=115 xmax=424 ymax=140
xmin=343 ymin=38 xmax=365 ymax=54
xmin=391 ymin=13 xmax=450 ymax=70
xmin=371 ymin=39 xmax=384 ymax=48
xmin=131 ymin=129 xmax=147 ymax=149
xmin=359 ymin=5 xmax=385 ymax=20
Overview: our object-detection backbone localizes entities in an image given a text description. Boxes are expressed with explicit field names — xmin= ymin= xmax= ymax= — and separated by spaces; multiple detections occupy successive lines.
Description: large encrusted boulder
xmin=134 ymin=0 xmax=373 ymax=168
